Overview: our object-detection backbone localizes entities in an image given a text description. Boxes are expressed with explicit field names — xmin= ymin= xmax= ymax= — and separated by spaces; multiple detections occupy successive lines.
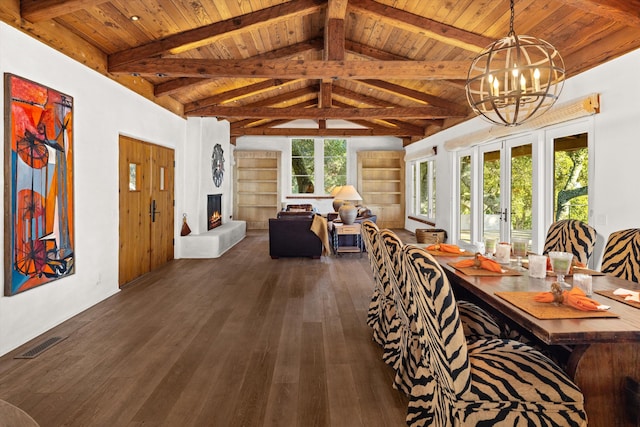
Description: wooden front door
xmin=119 ymin=136 xmax=174 ymax=286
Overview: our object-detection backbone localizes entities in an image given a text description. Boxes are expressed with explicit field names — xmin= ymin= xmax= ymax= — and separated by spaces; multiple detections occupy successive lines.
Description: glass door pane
xmin=458 ymin=155 xmax=471 ymax=243
xmin=482 ymin=149 xmax=501 ymax=243
xmin=553 ymin=133 xmax=589 ymax=221
xmin=510 ymin=143 xmax=533 ymax=243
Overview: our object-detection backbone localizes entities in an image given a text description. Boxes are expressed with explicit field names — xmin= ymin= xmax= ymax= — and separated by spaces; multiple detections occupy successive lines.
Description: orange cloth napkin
xmin=534 ymin=286 xmax=603 ymax=311
xmin=426 ymin=243 xmax=461 ymax=254
xmin=451 ymin=254 xmax=503 ymax=273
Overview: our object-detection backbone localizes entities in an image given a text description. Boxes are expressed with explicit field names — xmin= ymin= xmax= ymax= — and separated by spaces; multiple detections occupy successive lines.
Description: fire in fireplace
xmin=207 ymin=194 xmax=222 ymax=230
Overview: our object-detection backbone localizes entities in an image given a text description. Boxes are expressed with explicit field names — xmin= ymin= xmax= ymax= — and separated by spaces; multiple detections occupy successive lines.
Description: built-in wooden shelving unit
xmin=234 ymin=150 xmax=280 ymax=230
xmin=357 ymin=150 xmax=405 ymax=229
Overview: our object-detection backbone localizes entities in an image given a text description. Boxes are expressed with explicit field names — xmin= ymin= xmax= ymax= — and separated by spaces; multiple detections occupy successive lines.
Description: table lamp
xmin=334 ymin=185 xmax=362 ymax=224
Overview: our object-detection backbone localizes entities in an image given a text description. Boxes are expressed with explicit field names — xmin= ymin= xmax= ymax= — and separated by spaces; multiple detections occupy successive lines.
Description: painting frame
xmin=4 ymin=73 xmax=75 ymax=296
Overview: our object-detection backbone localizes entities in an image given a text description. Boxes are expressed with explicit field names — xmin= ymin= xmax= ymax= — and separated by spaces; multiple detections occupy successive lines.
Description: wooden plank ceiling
xmin=6 ymin=0 xmax=640 ymax=145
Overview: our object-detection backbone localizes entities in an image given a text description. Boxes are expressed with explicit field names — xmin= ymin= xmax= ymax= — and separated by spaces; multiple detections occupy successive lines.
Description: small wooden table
xmin=332 ymin=223 xmax=362 ymax=255
xmin=438 ymin=257 xmax=640 ymax=427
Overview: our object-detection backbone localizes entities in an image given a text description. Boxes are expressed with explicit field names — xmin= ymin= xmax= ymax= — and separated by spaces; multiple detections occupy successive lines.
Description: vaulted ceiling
xmin=4 ymin=0 xmax=640 ymax=145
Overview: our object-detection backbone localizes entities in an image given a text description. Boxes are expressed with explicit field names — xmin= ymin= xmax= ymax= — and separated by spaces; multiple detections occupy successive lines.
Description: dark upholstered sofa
xmin=269 ymin=211 xmax=323 ymax=259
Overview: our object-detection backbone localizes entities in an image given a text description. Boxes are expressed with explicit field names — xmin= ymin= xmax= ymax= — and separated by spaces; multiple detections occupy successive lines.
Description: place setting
xmin=495 ymin=249 xmax=618 ymax=319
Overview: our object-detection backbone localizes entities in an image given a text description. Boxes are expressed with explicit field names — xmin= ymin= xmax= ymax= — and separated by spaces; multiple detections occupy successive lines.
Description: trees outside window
xmin=554 ymin=133 xmax=588 ymax=221
xmin=291 ymin=138 xmax=315 ymax=194
xmin=453 ymin=124 xmax=591 ymax=253
xmin=324 ymin=139 xmax=347 ymax=193
xmin=291 ymin=138 xmax=346 ymax=194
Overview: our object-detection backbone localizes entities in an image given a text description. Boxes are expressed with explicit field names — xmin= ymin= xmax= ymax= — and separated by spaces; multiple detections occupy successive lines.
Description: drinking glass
xmin=484 ymin=238 xmax=497 ymax=257
xmin=548 ymin=251 xmax=573 ymax=287
xmin=512 ymin=238 xmax=528 ymax=271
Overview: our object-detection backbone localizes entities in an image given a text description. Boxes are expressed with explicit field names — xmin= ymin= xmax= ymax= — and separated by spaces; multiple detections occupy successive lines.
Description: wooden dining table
xmin=436 ymin=255 xmax=640 ymax=427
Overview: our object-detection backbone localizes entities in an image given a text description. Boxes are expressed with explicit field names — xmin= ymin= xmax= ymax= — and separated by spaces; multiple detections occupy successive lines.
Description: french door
xmin=118 ymin=136 xmax=174 ymax=286
xmin=457 ymin=135 xmax=534 ymax=247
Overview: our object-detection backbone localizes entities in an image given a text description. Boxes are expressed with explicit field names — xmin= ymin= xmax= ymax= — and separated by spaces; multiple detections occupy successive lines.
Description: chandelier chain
xmin=508 ymin=0 xmax=515 ymax=36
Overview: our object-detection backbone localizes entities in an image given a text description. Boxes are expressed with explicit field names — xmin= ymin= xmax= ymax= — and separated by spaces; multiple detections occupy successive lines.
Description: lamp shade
xmin=333 ymin=185 xmax=362 ymax=202
xmin=329 ymin=186 xmax=343 ymax=196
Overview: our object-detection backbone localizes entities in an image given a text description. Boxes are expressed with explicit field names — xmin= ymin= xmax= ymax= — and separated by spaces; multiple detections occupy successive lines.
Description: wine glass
xmin=548 ymin=251 xmax=573 ymax=288
xmin=512 ymin=238 xmax=528 ymax=271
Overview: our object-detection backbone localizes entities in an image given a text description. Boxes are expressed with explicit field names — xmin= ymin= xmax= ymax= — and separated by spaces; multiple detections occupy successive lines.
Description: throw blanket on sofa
xmin=310 ymin=215 xmax=332 ymax=256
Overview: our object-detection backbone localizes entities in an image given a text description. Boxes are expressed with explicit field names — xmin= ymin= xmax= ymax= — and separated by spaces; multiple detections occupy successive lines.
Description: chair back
xmin=379 ymin=230 xmax=406 ymax=309
xmin=402 ymin=245 xmax=471 ymax=421
xmin=543 ymin=219 xmax=597 ymax=265
xmin=601 ymin=228 xmax=640 ymax=282
xmin=361 ymin=220 xmax=379 ymax=277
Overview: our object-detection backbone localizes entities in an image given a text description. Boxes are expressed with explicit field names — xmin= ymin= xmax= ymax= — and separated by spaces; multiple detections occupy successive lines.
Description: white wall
xmin=405 ymin=47 xmax=640 ymax=266
xmin=178 ymin=117 xmax=232 ymax=240
xmin=0 ymin=23 xmax=187 ymax=356
xmin=235 ymin=135 xmax=403 ymax=214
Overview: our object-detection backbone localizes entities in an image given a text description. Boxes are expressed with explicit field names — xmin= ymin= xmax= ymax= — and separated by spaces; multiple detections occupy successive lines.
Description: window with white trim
xmin=291 ymin=138 xmax=347 ymax=194
xmin=412 ymin=158 xmax=436 ymax=220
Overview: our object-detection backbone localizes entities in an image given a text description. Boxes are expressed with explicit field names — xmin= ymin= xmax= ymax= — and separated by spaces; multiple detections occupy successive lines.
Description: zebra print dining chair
xmin=601 ymin=228 xmax=640 ymax=282
xmin=378 ymin=230 xmax=504 ymax=395
xmin=379 ymin=229 xmax=419 ymax=394
xmin=402 ymin=245 xmax=587 ymax=427
xmin=361 ymin=220 xmax=388 ymax=346
xmin=543 ymin=219 xmax=597 ymax=265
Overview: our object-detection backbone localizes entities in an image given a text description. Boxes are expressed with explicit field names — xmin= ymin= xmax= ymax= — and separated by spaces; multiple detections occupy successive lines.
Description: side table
xmin=333 ymin=223 xmax=362 ymax=255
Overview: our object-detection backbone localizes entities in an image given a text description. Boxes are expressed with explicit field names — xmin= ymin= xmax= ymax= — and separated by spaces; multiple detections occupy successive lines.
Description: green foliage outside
xmin=554 ymin=146 xmax=588 ymax=221
xmin=324 ymin=139 xmax=347 ymax=193
xmin=291 ymin=138 xmax=346 ymax=194
xmin=459 ymin=136 xmax=587 ymax=242
xmin=291 ymin=138 xmax=314 ymax=193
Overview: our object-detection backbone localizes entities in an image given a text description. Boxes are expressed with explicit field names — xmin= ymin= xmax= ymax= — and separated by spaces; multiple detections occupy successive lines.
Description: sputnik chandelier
xmin=465 ymin=0 xmax=565 ymax=126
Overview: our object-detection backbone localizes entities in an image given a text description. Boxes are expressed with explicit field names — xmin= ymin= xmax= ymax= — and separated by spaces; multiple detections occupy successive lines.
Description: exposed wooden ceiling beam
xmin=332 ymin=85 xmax=407 ymax=108
xmin=189 ymin=106 xmax=465 ymax=119
xmin=154 ymin=39 xmax=322 ymax=97
xmin=345 ymin=40 xmax=407 ymax=60
xmin=189 ymin=85 xmax=319 ymax=115
xmin=347 ymin=0 xmax=493 ymax=53
xmin=320 ymin=81 xmax=333 ymax=108
xmin=561 ymin=0 xmax=640 ymax=27
xmin=108 ymin=0 xmax=325 ymax=68
xmin=324 ymin=18 xmax=345 ymax=61
xmin=232 ymin=127 xmax=412 ymax=137
xmin=111 ymin=59 xmax=470 ymax=80
xmin=327 ymin=0 xmax=349 ymax=20
xmin=21 ymin=0 xmax=107 ymax=22
xmin=331 ymin=99 xmax=427 ymax=133
xmin=154 ymin=77 xmax=209 ymax=98
xmin=184 ymin=79 xmax=296 ymax=113
xmin=359 ymin=79 xmax=468 ymax=113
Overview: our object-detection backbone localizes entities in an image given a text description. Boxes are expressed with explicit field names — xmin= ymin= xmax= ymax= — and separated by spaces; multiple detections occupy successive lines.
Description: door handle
xmin=150 ymin=200 xmax=160 ymax=222
xmin=501 ymin=208 xmax=508 ymax=222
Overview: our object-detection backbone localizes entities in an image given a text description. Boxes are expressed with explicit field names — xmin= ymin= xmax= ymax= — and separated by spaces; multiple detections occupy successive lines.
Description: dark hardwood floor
xmin=0 ymin=229 xmax=413 ymax=426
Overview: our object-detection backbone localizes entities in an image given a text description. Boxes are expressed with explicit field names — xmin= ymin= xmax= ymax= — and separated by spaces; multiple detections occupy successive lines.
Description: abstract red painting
xmin=4 ymin=74 xmax=75 ymax=296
